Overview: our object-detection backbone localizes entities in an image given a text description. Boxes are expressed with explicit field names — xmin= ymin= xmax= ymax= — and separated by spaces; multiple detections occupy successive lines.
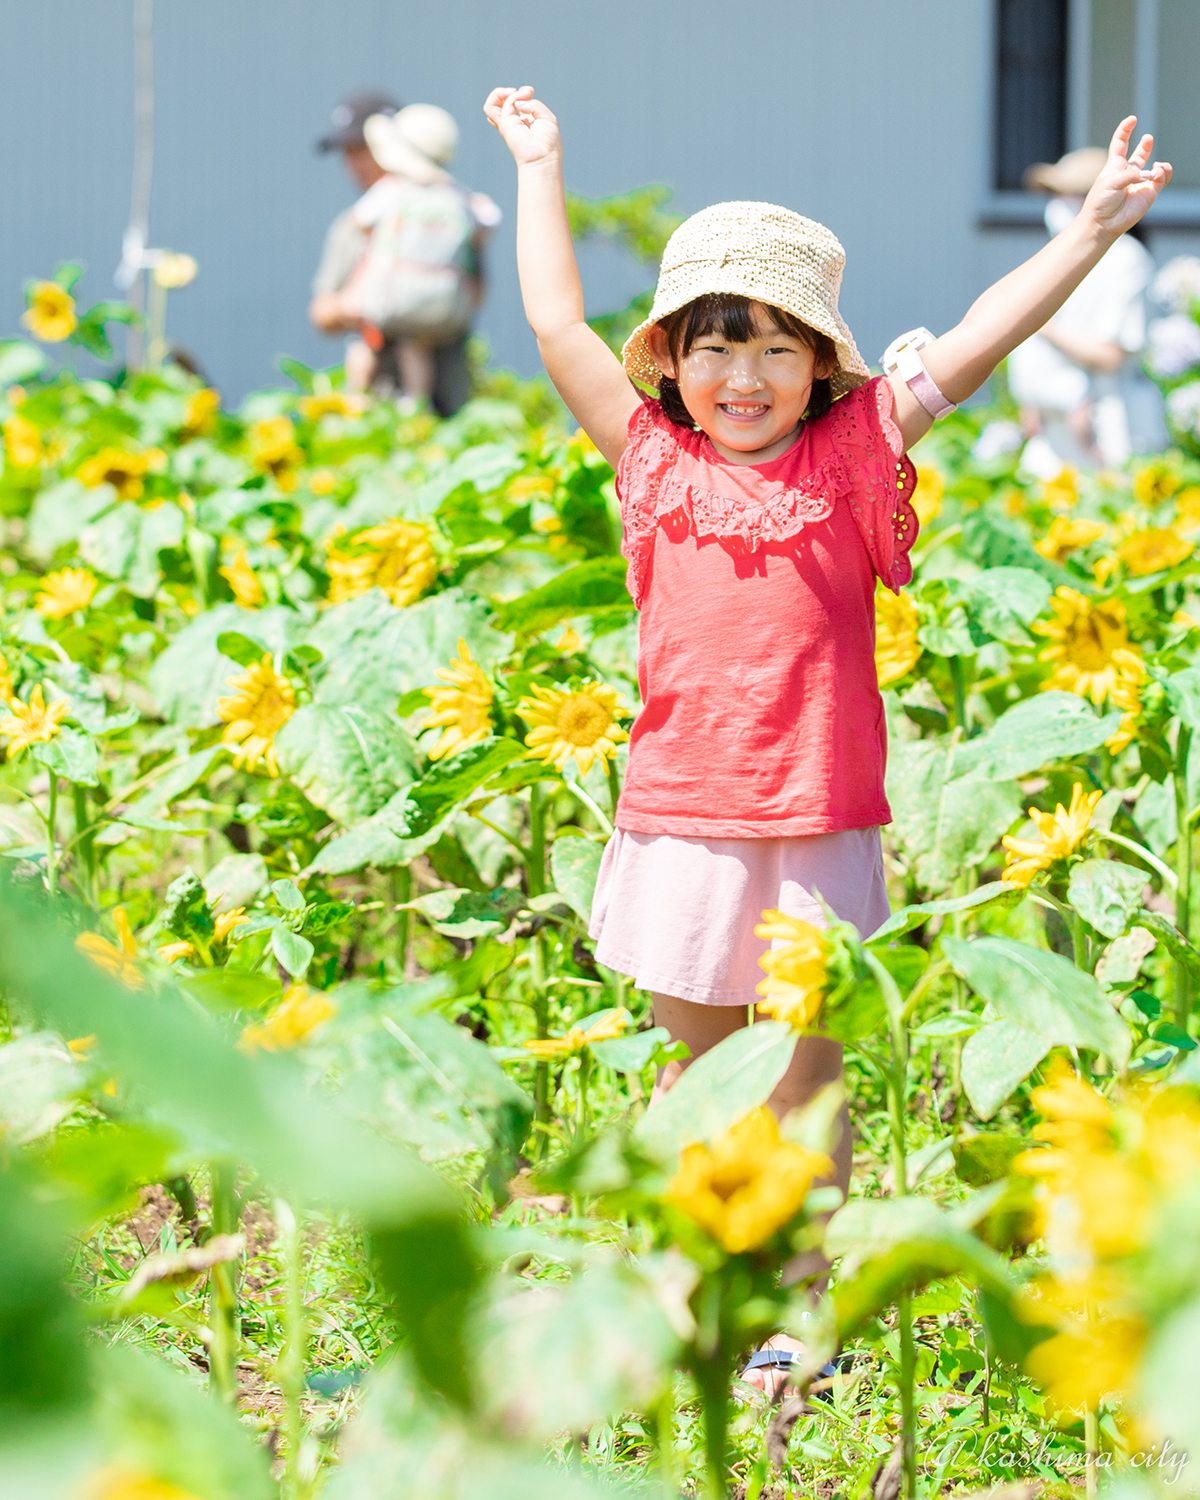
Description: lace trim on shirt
xmin=617 ymin=405 xmax=847 ymax=608
xmin=826 ymin=378 xmax=919 ymax=594
xmin=616 ymin=383 xmax=919 ymax=607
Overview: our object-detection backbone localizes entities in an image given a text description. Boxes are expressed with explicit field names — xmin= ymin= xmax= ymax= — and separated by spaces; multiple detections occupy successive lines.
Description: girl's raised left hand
xmin=1084 ymin=116 xmax=1172 ymax=238
xmin=483 ymin=86 xmax=561 ymax=169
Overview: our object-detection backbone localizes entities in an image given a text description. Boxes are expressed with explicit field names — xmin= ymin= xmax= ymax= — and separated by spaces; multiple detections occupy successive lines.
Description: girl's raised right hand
xmin=483 ymin=86 xmax=561 ymax=167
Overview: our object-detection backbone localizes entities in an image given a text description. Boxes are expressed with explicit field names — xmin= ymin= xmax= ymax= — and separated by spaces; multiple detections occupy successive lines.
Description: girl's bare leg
xmin=650 ymin=991 xmax=746 ymax=1099
xmin=651 ymin=991 xmax=851 ymax=1396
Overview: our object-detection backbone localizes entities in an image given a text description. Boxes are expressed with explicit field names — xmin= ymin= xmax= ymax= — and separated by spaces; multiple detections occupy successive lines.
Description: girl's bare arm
xmin=890 ymin=117 xmax=1171 ymax=450
xmin=483 ymin=87 xmax=640 ymax=466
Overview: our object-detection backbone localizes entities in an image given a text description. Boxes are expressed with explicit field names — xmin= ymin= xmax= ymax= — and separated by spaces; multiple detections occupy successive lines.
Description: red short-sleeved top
xmin=613 ymin=376 xmax=918 ymax=838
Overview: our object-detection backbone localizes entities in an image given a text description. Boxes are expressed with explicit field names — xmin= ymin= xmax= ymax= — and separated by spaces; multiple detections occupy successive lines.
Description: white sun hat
xmin=621 ymin=201 xmax=870 ymax=399
xmin=364 ymin=103 xmax=458 ymax=186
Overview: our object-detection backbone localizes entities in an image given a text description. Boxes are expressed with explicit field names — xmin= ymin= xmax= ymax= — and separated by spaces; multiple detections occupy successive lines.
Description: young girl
xmin=484 ymin=85 xmax=1169 ymax=1388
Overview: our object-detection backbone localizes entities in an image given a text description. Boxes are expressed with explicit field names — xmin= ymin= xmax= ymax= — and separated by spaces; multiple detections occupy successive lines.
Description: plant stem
xmin=652 ymin=1383 xmax=677 ymax=1499
xmin=575 ymin=1048 xmax=592 ymax=1141
xmin=207 ymin=1162 xmax=242 ymax=1402
xmin=1175 ymin=724 xmax=1194 ymax=1028
xmin=165 ymin=1174 xmax=198 ymax=1222
xmin=1069 ymin=908 xmax=1089 ymax=973
xmin=694 ymin=1353 xmax=732 ymax=1500
xmin=72 ymin=783 xmax=96 ymax=907
xmin=981 ymin=1341 xmax=991 ymax=1426
xmin=606 ymin=758 xmax=622 ymax=821
xmin=868 ymin=952 xmax=919 ymax=1500
xmin=275 ymin=1199 xmax=308 ymax=1500
xmin=1094 ymin=829 xmax=1178 ymax=889
xmin=898 ymin=1291 xmax=917 ymax=1500
xmin=391 ymin=865 xmax=412 ymax=977
xmin=44 ymin=776 xmax=59 ymax=898
xmin=566 ymin=777 xmax=613 ymax=836
xmin=528 ymin=782 xmax=547 ymax=896
xmin=530 ymin=929 xmax=551 ymax=1157
xmin=949 ymin=655 xmax=969 ymax=737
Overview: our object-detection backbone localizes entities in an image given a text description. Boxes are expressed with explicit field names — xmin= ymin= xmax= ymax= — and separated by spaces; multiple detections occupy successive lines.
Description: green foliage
xmin=564 ymin=184 xmax=683 ymax=266
xmin=7 ymin=261 xmax=1200 ymax=1500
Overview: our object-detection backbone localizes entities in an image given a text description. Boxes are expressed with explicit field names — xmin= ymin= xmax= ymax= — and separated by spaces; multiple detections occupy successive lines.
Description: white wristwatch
xmin=881 ymin=328 xmax=957 ymax=419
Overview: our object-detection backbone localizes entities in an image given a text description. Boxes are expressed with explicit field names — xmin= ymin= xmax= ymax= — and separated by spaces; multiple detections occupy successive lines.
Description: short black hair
xmin=653 ymin=293 xmax=836 ymax=428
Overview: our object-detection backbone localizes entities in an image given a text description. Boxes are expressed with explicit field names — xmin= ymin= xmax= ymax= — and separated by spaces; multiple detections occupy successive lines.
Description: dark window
xmin=994 ymin=0 xmax=1069 ymax=190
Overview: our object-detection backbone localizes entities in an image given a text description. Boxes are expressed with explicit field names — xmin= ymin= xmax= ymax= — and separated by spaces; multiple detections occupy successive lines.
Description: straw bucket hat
xmin=621 ymin=201 xmax=870 ymax=399
xmin=364 ymin=103 xmax=458 ymax=185
xmin=1023 ymin=146 xmax=1107 ymax=197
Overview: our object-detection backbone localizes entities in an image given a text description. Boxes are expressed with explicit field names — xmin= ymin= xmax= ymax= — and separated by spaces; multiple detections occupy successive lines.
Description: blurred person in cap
xmin=1008 ymin=145 xmax=1167 ymax=476
xmin=309 ymin=93 xmax=500 ymax=414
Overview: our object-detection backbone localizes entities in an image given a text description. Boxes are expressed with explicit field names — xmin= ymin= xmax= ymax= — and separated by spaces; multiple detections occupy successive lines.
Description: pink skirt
xmin=589 ymin=827 xmax=890 ymax=1007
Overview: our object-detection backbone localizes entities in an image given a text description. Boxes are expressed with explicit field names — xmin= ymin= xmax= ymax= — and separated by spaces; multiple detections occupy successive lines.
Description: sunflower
xmin=0 ymin=684 xmax=69 ymax=759
xmin=1025 ymin=1315 xmax=1148 ymax=1415
xmin=523 ymin=1008 xmax=630 ymax=1057
xmin=1033 ymin=587 xmax=1136 ymax=705
xmin=1034 ymin=516 xmax=1108 ymax=562
xmin=76 ymin=446 xmax=164 ymax=502
xmin=84 ymin=1465 xmax=203 ymax=1500
xmin=216 ymin=655 xmax=296 ymax=776
xmin=1174 ymin=484 xmax=1200 ymax=531
xmin=1104 ymin=648 xmax=1149 ymax=753
xmin=239 ymin=984 xmax=335 ymax=1052
xmin=248 ymin=416 xmax=303 ymax=493
xmin=419 ymin=638 xmax=494 ymax=761
xmin=518 ymin=681 xmax=629 ymax=775
xmin=35 ymin=568 xmax=97 ymax=619
xmin=214 ymin=906 xmax=250 ymax=943
xmin=156 ymin=940 xmax=196 ymax=963
xmin=911 ymin=466 xmax=944 ymax=526
xmin=0 ymin=653 xmax=15 ymax=704
xmin=508 ymin=473 xmax=557 ymax=502
xmin=755 ymin=911 xmax=831 ymax=1029
xmin=3 ymin=413 xmax=45 ymax=468
xmin=1001 ymin=783 xmax=1103 ymax=886
xmin=76 ymin=907 xmax=143 ymax=990
xmin=325 ymin=518 xmax=438 ymax=609
xmin=874 ymin=588 xmax=921 ymax=686
xmin=1132 ymin=460 xmax=1180 ymax=507
xmin=1011 ymin=1076 xmax=1200 ymax=1419
xmin=179 ymin=387 xmax=220 ymax=440
xmin=21 ymin=281 xmax=77 ymax=342
xmin=1117 ymin=526 xmax=1193 ymax=577
xmin=157 ymin=905 xmax=245 ymax=965
xmin=218 ymin=549 xmax=265 ymax=609
xmin=1041 ymin=468 xmax=1079 ymax=511
xmin=300 ymin=391 xmax=366 ymax=421
xmin=667 ymin=1107 xmax=832 ymax=1254
xmin=308 ymin=468 xmax=339 ymax=495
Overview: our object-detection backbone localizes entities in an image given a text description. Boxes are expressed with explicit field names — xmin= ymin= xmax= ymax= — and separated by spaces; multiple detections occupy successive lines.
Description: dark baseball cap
xmin=317 ymin=90 xmax=401 ymax=152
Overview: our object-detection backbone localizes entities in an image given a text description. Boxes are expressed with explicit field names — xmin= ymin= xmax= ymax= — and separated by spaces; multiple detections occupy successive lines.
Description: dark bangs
xmin=654 ymin=293 xmax=836 ymax=428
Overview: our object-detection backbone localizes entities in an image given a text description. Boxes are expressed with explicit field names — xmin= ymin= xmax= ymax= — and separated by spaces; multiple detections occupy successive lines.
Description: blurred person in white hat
xmin=1008 ymin=145 xmax=1167 ymax=476
xmin=309 ymin=95 xmax=499 ymax=414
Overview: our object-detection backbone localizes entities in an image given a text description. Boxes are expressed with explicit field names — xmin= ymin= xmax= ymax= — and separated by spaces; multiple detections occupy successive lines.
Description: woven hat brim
xmin=622 ymin=277 xmax=871 ymax=401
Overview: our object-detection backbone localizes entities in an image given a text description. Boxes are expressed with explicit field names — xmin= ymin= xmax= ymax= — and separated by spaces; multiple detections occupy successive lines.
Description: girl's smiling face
xmin=647 ymin=299 xmax=836 ymax=465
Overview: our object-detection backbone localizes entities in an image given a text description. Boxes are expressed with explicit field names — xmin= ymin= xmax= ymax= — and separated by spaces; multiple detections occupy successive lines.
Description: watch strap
xmin=894 ymin=342 xmax=957 ymax=419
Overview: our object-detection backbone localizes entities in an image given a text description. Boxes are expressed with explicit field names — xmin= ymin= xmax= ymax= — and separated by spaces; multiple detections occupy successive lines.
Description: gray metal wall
xmin=2 ymin=0 xmax=1053 ymax=402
